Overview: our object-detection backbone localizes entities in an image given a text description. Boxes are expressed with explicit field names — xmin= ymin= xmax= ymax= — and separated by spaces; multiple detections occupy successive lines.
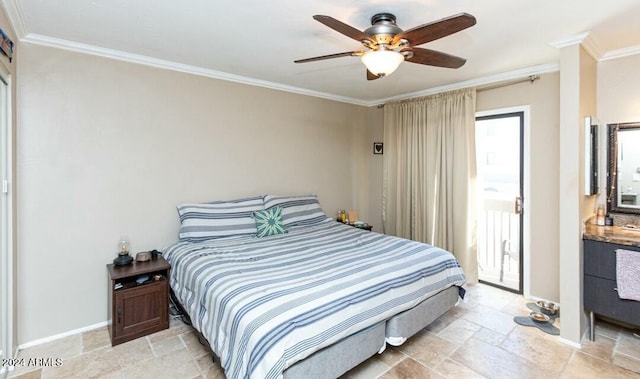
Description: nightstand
xmin=352 ymin=223 xmax=373 ymax=231
xmin=337 ymin=219 xmax=373 ymax=231
xmin=106 ymin=256 xmax=170 ymax=346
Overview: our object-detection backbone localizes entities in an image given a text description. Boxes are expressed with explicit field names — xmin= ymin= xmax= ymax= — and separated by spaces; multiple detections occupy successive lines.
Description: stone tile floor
xmin=7 ymin=283 xmax=640 ymax=379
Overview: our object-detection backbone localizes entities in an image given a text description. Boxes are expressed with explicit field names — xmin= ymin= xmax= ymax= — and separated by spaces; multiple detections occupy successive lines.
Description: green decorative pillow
xmin=254 ymin=207 xmax=287 ymax=238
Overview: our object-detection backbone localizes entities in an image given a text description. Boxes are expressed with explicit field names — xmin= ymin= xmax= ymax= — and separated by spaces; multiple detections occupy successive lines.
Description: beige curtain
xmin=382 ymin=88 xmax=478 ymax=283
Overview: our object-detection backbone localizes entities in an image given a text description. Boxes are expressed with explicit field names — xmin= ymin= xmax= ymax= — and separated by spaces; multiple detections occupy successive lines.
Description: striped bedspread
xmin=165 ymin=219 xmax=466 ymax=379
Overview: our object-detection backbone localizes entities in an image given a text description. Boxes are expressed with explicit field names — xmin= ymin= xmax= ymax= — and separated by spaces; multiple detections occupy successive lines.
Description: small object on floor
xmin=536 ymin=300 xmax=559 ymax=316
xmin=514 ymin=316 xmax=559 ymax=335
xmin=529 ymin=311 xmax=550 ymax=323
xmin=529 ymin=302 xmax=559 ymax=318
xmin=513 ymin=303 xmax=560 ymax=335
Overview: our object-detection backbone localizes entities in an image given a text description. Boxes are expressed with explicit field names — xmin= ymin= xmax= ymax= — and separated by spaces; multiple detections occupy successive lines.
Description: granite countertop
xmin=583 ymin=223 xmax=640 ymax=247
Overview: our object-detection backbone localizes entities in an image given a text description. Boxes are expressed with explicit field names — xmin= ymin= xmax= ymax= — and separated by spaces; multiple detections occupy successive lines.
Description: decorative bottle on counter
xmin=340 ymin=210 xmax=346 ymax=223
xmin=596 ymin=205 xmax=605 ymax=226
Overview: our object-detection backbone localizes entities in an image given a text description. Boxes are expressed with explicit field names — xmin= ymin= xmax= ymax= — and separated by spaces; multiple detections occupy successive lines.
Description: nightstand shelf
xmin=107 ymin=256 xmax=170 ymax=346
xmin=352 ymin=224 xmax=373 ymax=231
xmin=336 ymin=219 xmax=373 ymax=231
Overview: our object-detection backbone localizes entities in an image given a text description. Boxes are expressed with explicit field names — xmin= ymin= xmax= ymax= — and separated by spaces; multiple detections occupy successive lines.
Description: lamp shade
xmin=361 ymin=50 xmax=404 ymax=76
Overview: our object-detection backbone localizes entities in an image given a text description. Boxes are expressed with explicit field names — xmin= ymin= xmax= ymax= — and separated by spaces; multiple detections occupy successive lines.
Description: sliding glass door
xmin=475 ymin=111 xmax=524 ymax=293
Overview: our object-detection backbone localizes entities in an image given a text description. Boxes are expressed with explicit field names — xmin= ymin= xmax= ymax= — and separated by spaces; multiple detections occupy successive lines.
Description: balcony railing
xmin=477 ymin=194 xmax=520 ymax=290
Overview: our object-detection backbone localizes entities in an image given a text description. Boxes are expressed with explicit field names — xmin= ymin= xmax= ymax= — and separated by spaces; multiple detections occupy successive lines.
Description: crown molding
xmin=22 ymin=33 xmax=373 ymax=107
xmin=549 ymin=32 xmax=590 ymax=49
xmin=0 ymin=0 xmax=27 ymax=39
xmin=20 ymin=33 xmax=563 ymax=108
xmin=549 ymin=31 xmax=640 ymax=62
xmin=600 ymin=44 xmax=640 ymax=61
xmin=5 ymin=3 xmax=640 ymax=107
xmin=549 ymin=32 xmax=603 ymax=60
xmin=549 ymin=32 xmax=609 ymax=61
xmin=580 ymin=35 xmax=603 ymax=61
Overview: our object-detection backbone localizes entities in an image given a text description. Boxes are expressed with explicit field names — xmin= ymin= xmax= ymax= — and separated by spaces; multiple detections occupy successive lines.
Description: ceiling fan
xmin=295 ymin=12 xmax=476 ymax=80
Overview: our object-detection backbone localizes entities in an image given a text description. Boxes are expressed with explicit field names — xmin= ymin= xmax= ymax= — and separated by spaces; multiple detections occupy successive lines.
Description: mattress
xmin=164 ymin=219 xmax=466 ymax=379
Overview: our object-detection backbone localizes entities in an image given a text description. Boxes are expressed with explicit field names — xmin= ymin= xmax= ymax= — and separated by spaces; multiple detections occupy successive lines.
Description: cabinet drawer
xmin=584 ymin=240 xmax=640 ymax=280
xmin=584 ymin=275 xmax=640 ymax=327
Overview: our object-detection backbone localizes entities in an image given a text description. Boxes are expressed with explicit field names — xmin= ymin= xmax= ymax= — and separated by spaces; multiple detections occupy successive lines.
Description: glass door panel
xmin=476 ymin=112 xmax=524 ymax=293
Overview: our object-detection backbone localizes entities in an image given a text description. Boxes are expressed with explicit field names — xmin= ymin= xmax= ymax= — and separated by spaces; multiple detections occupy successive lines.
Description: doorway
xmin=475 ymin=111 xmax=524 ymax=293
xmin=0 ymin=63 xmax=11 ymax=375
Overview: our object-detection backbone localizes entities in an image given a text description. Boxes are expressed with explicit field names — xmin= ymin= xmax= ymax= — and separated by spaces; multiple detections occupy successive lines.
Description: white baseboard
xmin=558 ymin=336 xmax=582 ymax=349
xmin=18 ymin=321 xmax=109 ymax=351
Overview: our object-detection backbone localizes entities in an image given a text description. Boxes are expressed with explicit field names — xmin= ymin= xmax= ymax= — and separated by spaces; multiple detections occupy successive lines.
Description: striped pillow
xmin=177 ymin=196 xmax=265 ymax=242
xmin=263 ymin=194 xmax=328 ymax=227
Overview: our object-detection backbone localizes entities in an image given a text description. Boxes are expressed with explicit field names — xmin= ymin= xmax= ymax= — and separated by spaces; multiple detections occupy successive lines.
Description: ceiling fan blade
xmin=294 ymin=51 xmax=363 ymax=63
xmin=405 ymin=47 xmax=467 ymax=68
xmin=313 ymin=15 xmax=376 ymax=44
xmin=393 ymin=13 xmax=476 ymax=46
xmin=367 ymin=70 xmax=380 ymax=81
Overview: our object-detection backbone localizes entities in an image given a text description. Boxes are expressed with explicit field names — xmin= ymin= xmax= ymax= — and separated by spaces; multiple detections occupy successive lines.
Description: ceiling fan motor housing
xmin=364 ymin=13 xmax=402 ymax=46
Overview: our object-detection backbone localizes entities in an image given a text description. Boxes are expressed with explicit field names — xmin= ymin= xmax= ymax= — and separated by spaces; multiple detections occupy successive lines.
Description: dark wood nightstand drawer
xmin=584 ymin=275 xmax=640 ymax=327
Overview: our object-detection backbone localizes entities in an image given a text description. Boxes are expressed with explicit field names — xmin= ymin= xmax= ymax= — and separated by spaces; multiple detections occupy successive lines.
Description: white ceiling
xmin=4 ymin=0 xmax=640 ymax=106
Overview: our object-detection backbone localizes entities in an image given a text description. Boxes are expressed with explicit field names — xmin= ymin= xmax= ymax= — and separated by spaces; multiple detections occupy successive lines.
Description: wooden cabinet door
xmin=113 ymin=280 xmax=168 ymax=343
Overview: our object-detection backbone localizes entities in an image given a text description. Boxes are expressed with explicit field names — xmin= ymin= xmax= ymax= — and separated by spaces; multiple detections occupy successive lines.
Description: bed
xmin=164 ymin=195 xmax=466 ymax=379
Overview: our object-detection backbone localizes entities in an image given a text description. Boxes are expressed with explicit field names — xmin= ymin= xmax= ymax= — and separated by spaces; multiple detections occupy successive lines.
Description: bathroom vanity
xmin=583 ymin=223 xmax=640 ymax=340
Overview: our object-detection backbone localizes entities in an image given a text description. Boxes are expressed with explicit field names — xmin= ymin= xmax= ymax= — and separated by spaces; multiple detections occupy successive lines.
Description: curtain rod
xmin=477 ymin=74 xmax=540 ymax=92
xmin=377 ymin=75 xmax=541 ymax=108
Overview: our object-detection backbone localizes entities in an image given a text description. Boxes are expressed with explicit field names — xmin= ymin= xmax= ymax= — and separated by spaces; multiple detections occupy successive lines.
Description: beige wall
xmin=597 ymin=54 xmax=640 ymax=216
xmin=365 ymin=107 xmax=384 ymax=232
xmin=579 ymin=48 xmax=598 ymax=219
xmin=476 ymin=73 xmax=560 ymax=301
xmin=16 ymin=43 xmax=373 ymax=343
xmin=598 ymin=54 xmax=640 ymax=124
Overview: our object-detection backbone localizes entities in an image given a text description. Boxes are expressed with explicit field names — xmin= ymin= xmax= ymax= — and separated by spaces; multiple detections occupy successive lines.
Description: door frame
xmin=0 ymin=60 xmax=13 ymax=369
xmin=475 ymin=106 xmax=530 ymax=296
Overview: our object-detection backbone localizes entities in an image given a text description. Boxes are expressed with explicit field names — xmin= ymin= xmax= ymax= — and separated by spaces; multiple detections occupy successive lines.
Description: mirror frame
xmin=607 ymin=122 xmax=640 ymax=215
xmin=585 ymin=117 xmax=598 ymax=196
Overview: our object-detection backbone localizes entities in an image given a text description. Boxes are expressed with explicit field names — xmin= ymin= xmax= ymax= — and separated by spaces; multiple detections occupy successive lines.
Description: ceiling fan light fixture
xmin=297 ymin=13 xmax=476 ymax=79
xmin=361 ymin=50 xmax=404 ymax=77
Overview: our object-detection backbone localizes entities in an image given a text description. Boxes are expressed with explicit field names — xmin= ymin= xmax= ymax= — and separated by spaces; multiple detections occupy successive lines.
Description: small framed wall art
xmin=373 ymin=142 xmax=383 ymax=154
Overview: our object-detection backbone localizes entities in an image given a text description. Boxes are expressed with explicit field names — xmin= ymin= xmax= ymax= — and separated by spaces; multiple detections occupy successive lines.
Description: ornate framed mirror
xmin=607 ymin=122 xmax=640 ymax=214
